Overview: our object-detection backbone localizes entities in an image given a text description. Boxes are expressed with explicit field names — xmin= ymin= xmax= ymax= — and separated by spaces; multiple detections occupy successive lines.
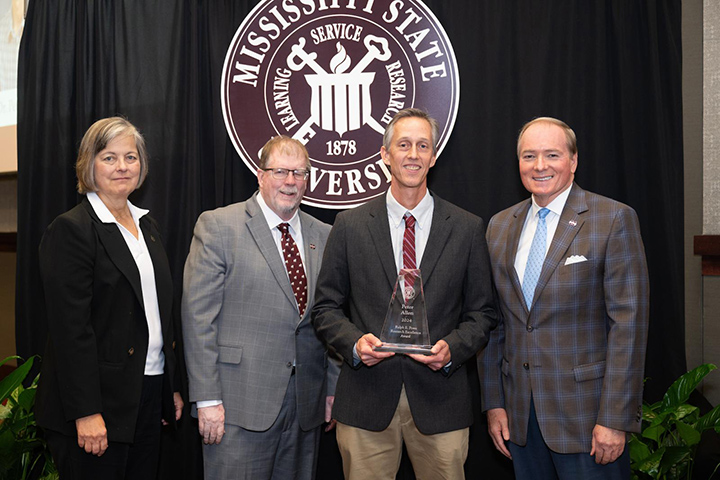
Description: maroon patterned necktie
xmin=403 ymin=214 xmax=417 ymax=289
xmin=403 ymin=214 xmax=417 ymax=270
xmin=278 ymin=223 xmax=307 ymax=316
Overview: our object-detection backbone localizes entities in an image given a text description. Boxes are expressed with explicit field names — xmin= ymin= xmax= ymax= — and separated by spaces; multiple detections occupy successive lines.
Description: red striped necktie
xmin=403 ymin=213 xmax=417 ymax=270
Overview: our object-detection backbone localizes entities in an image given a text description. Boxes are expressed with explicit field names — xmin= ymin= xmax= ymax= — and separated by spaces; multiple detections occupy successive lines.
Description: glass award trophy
xmin=374 ymin=268 xmax=433 ymax=355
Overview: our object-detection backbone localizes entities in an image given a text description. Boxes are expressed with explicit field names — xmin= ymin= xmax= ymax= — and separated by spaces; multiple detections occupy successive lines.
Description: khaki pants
xmin=336 ymin=385 xmax=469 ymax=480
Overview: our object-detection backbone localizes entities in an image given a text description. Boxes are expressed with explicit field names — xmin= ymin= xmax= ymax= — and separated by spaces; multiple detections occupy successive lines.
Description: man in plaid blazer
xmin=478 ymin=117 xmax=649 ymax=479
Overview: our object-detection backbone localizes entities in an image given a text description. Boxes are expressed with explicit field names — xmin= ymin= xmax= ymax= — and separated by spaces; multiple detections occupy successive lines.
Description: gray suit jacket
xmin=478 ymin=184 xmax=649 ymax=453
xmin=182 ymin=193 xmax=336 ymax=431
xmin=312 ymin=193 xmax=498 ymax=435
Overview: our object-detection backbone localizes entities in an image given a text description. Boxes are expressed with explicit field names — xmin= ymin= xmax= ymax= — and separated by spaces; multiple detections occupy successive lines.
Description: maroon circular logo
xmin=222 ymin=0 xmax=459 ymax=209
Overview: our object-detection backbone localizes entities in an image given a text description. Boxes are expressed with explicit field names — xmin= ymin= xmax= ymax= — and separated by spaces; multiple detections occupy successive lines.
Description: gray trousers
xmin=202 ymin=375 xmax=321 ymax=480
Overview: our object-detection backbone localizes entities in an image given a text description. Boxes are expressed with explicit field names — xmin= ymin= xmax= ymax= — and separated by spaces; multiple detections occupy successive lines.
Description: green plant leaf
xmin=661 ymin=364 xmax=717 ymax=413
xmin=695 ymin=403 xmax=720 ymax=432
xmin=642 ymin=423 xmax=665 ymax=442
xmin=647 ymin=409 xmax=669 ymax=428
xmin=0 ymin=355 xmax=54 ymax=480
xmin=632 ymin=365 xmax=720 ymax=480
xmin=632 ymin=446 xmax=664 ymax=477
xmin=671 ymin=404 xmax=697 ymax=422
xmin=11 ymin=414 xmax=34 ymax=437
xmin=658 ymin=446 xmax=692 ymax=476
xmin=643 ymin=404 xmax=659 ymax=420
xmin=41 ymin=471 xmax=60 ymax=480
xmin=0 ymin=356 xmax=35 ymax=405
xmin=674 ymin=420 xmax=701 ymax=446
xmin=629 ymin=436 xmax=652 ymax=463
xmin=0 ymin=356 xmax=22 ymax=369
xmin=0 ymin=427 xmax=20 ymax=474
xmin=16 ymin=387 xmax=37 ymax=413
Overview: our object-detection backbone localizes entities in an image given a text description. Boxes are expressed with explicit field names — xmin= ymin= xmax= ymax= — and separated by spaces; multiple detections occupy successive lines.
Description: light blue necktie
xmin=522 ymin=208 xmax=550 ymax=309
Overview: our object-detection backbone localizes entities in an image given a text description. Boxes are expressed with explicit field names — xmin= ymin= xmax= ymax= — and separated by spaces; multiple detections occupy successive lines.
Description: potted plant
xmin=0 ymin=355 xmax=57 ymax=480
xmin=630 ymin=363 xmax=720 ymax=480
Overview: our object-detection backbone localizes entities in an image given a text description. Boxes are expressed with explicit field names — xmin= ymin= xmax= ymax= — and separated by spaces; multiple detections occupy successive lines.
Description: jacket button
xmin=128 ymin=347 xmax=135 ymax=356
xmin=523 ymin=362 xmax=529 ymax=370
xmin=172 ymin=341 xmax=176 ymax=349
xmin=295 ymin=330 xmax=300 ymax=336
xmin=527 ymin=325 xmax=533 ymax=332
xmin=286 ymin=362 xmax=292 ymax=368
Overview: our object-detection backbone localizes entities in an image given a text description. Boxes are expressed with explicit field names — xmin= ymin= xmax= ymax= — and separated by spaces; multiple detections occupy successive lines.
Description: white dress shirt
xmin=87 ymin=192 xmax=165 ymax=375
xmin=386 ymin=188 xmax=434 ymax=273
xmin=514 ymin=184 xmax=573 ymax=284
xmin=352 ymin=189 xmax=437 ymax=366
xmin=256 ymin=192 xmax=306 ymax=266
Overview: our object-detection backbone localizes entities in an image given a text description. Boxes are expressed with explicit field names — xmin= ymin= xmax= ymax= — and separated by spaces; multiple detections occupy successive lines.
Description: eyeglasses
xmin=261 ymin=168 xmax=310 ymax=181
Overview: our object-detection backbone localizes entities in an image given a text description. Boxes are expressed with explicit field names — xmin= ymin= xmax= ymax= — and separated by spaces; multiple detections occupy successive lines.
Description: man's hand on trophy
xmin=357 ymin=333 xmax=395 ymax=366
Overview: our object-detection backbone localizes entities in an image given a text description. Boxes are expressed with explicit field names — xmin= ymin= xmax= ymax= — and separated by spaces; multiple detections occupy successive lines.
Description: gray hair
xmin=76 ymin=116 xmax=148 ymax=194
xmin=382 ymin=108 xmax=439 ymax=155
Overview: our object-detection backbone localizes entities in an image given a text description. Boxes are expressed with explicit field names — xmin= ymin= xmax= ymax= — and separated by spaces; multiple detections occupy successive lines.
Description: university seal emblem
xmin=221 ymin=0 xmax=459 ymax=208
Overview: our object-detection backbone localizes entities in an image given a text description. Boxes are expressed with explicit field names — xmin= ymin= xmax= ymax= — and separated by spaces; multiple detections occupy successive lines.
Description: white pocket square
xmin=564 ymin=255 xmax=588 ymax=265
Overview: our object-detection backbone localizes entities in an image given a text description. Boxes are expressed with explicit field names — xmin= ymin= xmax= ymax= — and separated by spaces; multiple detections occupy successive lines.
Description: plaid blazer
xmin=478 ymin=184 xmax=649 ymax=454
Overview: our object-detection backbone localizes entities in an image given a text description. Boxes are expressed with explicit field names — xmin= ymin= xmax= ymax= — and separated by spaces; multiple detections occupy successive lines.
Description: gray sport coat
xmin=182 ymin=192 xmax=336 ymax=431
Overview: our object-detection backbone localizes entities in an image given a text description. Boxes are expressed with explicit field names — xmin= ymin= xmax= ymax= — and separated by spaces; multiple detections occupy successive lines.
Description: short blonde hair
xmin=76 ymin=117 xmax=148 ymax=194
xmin=259 ymin=136 xmax=310 ymax=169
xmin=517 ymin=117 xmax=577 ymax=157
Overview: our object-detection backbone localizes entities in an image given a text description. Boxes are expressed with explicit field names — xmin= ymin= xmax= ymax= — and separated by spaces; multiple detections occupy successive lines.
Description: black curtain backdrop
xmin=16 ymin=1 xmax=684 ymax=479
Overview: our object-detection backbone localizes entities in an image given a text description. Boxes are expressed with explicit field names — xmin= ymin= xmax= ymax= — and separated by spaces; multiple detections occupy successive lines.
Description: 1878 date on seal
xmin=222 ymin=0 xmax=460 ymax=209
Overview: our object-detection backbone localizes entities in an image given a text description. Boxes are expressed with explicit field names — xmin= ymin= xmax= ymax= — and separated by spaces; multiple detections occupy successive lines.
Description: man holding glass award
xmin=312 ymin=108 xmax=498 ymax=479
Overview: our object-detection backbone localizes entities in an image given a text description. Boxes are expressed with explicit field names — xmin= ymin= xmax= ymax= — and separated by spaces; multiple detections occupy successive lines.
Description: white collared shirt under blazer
xmin=479 ymin=183 xmax=649 ymax=454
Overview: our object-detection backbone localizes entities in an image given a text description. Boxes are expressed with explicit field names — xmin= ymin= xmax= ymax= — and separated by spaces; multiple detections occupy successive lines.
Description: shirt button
xmin=523 ymin=362 xmax=529 ymax=370
xmin=128 ymin=347 xmax=135 ymax=356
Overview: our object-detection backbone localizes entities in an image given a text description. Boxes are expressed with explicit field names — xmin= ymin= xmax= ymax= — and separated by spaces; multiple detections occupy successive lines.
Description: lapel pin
xmin=568 ymin=220 xmax=577 ymax=227
xmin=309 ymin=243 xmax=316 ymax=250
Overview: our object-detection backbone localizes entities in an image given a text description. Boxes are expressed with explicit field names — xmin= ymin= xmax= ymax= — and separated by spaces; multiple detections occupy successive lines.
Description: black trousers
xmin=45 ymin=375 xmax=163 ymax=480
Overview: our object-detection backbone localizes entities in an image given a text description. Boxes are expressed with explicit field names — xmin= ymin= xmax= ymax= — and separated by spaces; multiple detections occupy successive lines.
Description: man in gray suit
xmin=313 ymin=108 xmax=498 ymax=479
xmin=182 ymin=136 xmax=337 ymax=480
xmin=479 ymin=117 xmax=649 ymax=479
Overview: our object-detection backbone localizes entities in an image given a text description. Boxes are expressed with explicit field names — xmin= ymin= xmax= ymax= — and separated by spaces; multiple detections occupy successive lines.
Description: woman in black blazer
xmin=35 ymin=117 xmax=183 ymax=480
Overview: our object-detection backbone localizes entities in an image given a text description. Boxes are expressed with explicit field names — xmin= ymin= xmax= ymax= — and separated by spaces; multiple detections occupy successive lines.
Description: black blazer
xmin=312 ymin=193 xmax=498 ymax=435
xmin=35 ymin=197 xmax=178 ymax=443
